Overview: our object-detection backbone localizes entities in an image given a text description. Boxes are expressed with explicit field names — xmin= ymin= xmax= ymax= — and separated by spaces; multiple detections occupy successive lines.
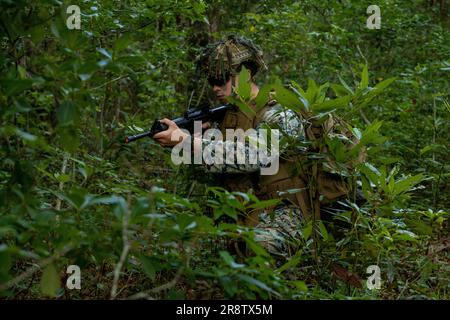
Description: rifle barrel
xmin=125 ymin=131 xmax=151 ymax=144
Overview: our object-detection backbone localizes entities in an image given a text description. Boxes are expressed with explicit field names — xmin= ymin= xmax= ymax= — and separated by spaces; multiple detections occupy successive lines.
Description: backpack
xmin=257 ymin=110 xmax=366 ymax=222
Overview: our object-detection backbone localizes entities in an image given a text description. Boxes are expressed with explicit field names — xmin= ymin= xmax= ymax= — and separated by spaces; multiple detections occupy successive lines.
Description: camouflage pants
xmin=253 ymin=204 xmax=304 ymax=258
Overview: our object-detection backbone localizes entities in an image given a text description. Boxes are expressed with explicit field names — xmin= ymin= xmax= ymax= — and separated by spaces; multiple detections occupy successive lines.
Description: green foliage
xmin=0 ymin=0 xmax=448 ymax=300
xmin=40 ymin=264 xmax=60 ymax=298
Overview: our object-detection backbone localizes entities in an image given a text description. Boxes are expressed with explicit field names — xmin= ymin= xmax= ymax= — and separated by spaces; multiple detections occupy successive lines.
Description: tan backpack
xmin=257 ymin=111 xmax=366 ymax=222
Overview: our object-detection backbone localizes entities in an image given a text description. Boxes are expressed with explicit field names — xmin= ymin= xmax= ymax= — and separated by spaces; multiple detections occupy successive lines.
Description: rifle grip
xmin=151 ymin=120 xmax=169 ymax=136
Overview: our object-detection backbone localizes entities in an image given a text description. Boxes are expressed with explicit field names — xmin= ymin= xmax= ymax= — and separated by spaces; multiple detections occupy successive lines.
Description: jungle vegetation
xmin=0 ymin=0 xmax=448 ymax=299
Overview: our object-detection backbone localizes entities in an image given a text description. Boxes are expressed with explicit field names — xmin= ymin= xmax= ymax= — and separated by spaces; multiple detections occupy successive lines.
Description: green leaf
xmin=302 ymin=221 xmax=313 ymax=240
xmin=57 ymin=101 xmax=78 ymax=127
xmin=30 ymin=24 xmax=45 ymax=43
xmin=96 ymin=47 xmax=112 ymax=60
xmin=360 ymin=65 xmax=369 ymax=89
xmin=276 ymin=250 xmax=302 ymax=273
xmin=58 ymin=127 xmax=80 ymax=152
xmin=40 ymin=264 xmax=60 ymax=297
xmin=288 ymin=83 xmax=310 ymax=110
xmin=244 ymin=237 xmax=270 ymax=257
xmin=232 ymin=192 xmax=250 ymax=203
xmin=97 ymin=59 xmax=109 ymax=68
xmin=405 ymin=219 xmax=433 ymax=236
xmin=420 ymin=145 xmax=433 ymax=156
xmin=0 ymin=227 xmax=17 ymax=238
xmin=54 ymin=173 xmax=70 ymax=183
xmin=140 ymin=256 xmax=160 ymax=280
xmin=313 ymin=95 xmax=351 ymax=112
xmin=361 ymin=77 xmax=396 ymax=105
xmin=393 ymin=174 xmax=424 ymax=196
xmin=78 ymin=74 xmax=91 ymax=81
xmin=358 ymin=120 xmax=384 ymax=146
xmin=0 ymin=251 xmax=12 ymax=275
xmin=360 ymin=163 xmax=382 ymax=184
xmin=388 ymin=173 xmax=395 ymax=193
xmin=221 ymin=276 xmax=238 ymax=297
xmin=0 ymin=79 xmax=34 ymax=96
xmin=114 ymin=34 xmax=132 ymax=53
xmin=305 ymin=79 xmax=319 ymax=103
xmin=117 ymin=55 xmax=146 ymax=66
xmin=89 ymin=195 xmax=126 ymax=207
xmin=338 ymin=75 xmax=354 ymax=95
xmin=236 ymin=66 xmax=251 ymax=101
xmin=317 ymin=221 xmax=329 ymax=241
xmin=50 ymin=20 xmax=63 ymax=39
xmin=221 ymin=201 xmax=240 ymax=217
xmin=226 ymin=95 xmax=255 ymax=118
xmin=292 ymin=281 xmax=308 ymax=292
xmin=419 ymin=144 xmax=445 ymax=156
xmin=247 ymin=198 xmax=280 ymax=210
xmin=326 ymin=137 xmax=347 ymax=162
xmin=219 ymin=251 xmax=245 ymax=269
xmin=254 ymin=84 xmax=272 ymax=109
xmin=317 ymin=82 xmax=330 ymax=103
xmin=373 ymin=77 xmax=396 ymax=91
xmin=236 ymin=274 xmax=280 ymax=297
xmin=331 ymin=84 xmax=352 ymax=97
xmin=12 ymin=98 xmax=32 ymax=113
xmin=290 ymin=80 xmax=307 ymax=96
xmin=15 ymin=128 xmax=37 ymax=142
xmin=394 ymin=230 xmax=418 ymax=242
xmin=271 ymin=84 xmax=304 ymax=113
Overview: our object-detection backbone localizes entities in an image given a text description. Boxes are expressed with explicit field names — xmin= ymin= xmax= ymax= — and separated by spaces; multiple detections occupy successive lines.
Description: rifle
xmin=125 ymin=104 xmax=233 ymax=143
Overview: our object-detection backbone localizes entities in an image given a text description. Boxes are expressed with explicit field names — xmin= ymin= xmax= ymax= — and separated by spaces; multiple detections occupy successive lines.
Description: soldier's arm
xmin=198 ymin=104 xmax=306 ymax=174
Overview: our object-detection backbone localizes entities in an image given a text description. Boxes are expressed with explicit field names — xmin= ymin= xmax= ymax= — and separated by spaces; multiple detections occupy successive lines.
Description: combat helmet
xmin=196 ymin=34 xmax=267 ymax=86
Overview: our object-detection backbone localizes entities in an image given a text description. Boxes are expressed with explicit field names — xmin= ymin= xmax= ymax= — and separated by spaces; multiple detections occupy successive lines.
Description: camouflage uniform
xmin=201 ymin=104 xmax=307 ymax=257
xmin=255 ymin=205 xmax=303 ymax=258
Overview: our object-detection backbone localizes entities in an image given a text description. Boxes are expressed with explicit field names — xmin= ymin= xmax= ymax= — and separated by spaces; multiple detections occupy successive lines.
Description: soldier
xmin=152 ymin=35 xmax=346 ymax=258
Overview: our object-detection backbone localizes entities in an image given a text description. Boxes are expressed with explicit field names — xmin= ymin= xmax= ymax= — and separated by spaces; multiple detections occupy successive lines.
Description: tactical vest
xmin=218 ymin=101 xmax=351 ymax=226
xmin=217 ymin=102 xmax=269 ymax=196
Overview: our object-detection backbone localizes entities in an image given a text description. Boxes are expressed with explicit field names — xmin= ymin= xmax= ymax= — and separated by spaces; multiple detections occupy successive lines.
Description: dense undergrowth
xmin=0 ymin=0 xmax=448 ymax=299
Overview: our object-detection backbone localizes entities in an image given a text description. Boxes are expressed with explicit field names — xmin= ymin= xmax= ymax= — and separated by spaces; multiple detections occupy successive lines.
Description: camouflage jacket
xmin=200 ymin=104 xmax=307 ymax=173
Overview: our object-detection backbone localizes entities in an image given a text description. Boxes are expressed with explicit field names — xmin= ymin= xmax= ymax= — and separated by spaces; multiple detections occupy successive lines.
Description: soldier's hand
xmin=152 ymin=118 xmax=189 ymax=147
xmin=202 ymin=121 xmax=211 ymax=129
xmin=194 ymin=121 xmax=211 ymax=138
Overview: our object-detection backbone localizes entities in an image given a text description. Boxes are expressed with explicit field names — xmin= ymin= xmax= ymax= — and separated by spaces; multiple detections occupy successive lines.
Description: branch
xmin=359 ymin=108 xmax=371 ymax=125
xmin=91 ymin=75 xmax=128 ymax=91
xmin=0 ymin=244 xmax=74 ymax=292
xmin=356 ymin=44 xmax=368 ymax=67
xmin=126 ymin=267 xmax=184 ymax=300
xmin=55 ymin=152 xmax=69 ymax=212
xmin=110 ymin=201 xmax=131 ymax=299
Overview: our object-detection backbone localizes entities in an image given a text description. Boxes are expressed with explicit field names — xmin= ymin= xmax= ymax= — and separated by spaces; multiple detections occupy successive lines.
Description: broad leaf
xmin=40 ymin=264 xmax=60 ymax=297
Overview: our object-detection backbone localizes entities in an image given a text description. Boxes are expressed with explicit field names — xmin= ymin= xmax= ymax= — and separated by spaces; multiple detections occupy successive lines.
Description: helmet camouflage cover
xmin=196 ymin=34 xmax=267 ymax=82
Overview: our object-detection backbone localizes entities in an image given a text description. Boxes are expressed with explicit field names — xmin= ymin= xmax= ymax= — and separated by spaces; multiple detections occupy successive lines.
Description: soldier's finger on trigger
xmin=161 ymin=118 xmax=174 ymax=127
xmin=202 ymin=122 xmax=211 ymax=129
